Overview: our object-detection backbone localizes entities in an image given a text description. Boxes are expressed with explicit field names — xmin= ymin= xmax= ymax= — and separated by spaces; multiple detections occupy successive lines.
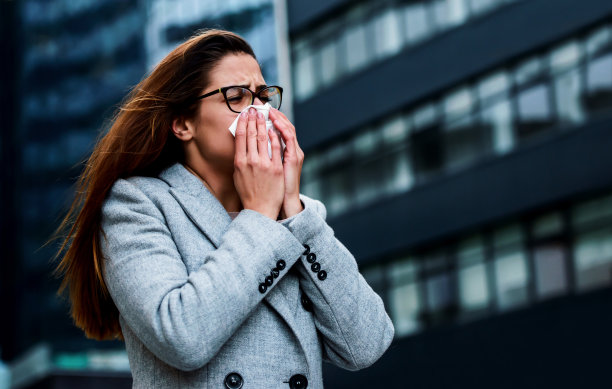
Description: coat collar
xmin=158 ymin=162 xmax=233 ymax=249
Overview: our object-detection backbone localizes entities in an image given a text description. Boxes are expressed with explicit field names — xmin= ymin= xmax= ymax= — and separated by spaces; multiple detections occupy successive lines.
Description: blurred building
xmin=2 ymin=0 xmax=289 ymax=387
xmin=287 ymin=0 xmax=612 ymax=387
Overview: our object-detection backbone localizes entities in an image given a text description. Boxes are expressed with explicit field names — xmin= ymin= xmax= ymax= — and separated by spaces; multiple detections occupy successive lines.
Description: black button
xmin=276 ymin=259 xmax=286 ymax=270
xmin=306 ymin=253 xmax=316 ymax=263
xmin=300 ymin=293 xmax=313 ymax=312
xmin=271 ymin=268 xmax=280 ymax=278
xmin=225 ymin=372 xmax=243 ymax=389
xmin=259 ymin=283 xmax=267 ymax=294
xmin=265 ymin=275 xmax=274 ymax=286
xmin=317 ymin=270 xmax=327 ymax=281
xmin=289 ymin=374 xmax=308 ymax=389
xmin=303 ymin=244 xmax=310 ymax=255
xmin=311 ymin=262 xmax=321 ymax=272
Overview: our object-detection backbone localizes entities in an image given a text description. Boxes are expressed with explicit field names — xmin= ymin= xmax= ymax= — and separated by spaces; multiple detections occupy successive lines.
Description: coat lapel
xmin=158 ymin=163 xmax=307 ymax=351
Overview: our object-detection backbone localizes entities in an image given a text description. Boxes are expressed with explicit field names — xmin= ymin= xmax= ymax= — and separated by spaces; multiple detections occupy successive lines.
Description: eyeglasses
xmin=196 ymin=85 xmax=283 ymax=113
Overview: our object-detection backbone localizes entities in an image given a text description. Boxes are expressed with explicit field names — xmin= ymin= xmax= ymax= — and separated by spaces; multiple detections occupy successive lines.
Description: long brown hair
xmin=53 ymin=29 xmax=257 ymax=340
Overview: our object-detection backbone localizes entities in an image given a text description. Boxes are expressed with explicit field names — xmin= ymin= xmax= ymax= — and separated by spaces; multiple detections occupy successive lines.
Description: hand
xmin=233 ymin=108 xmax=285 ymax=220
xmin=269 ymin=108 xmax=305 ymax=219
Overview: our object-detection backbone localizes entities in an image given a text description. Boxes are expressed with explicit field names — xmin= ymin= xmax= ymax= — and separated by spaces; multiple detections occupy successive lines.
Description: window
xmin=572 ymin=194 xmax=612 ymax=291
xmin=493 ymin=225 xmax=529 ymax=311
xmin=293 ymin=46 xmax=316 ymax=101
xmin=372 ymin=9 xmax=403 ymax=58
xmin=533 ymin=243 xmax=569 ymax=299
xmin=457 ymin=236 xmax=490 ymax=318
xmin=318 ymin=39 xmax=339 ymax=86
xmin=403 ymin=2 xmax=431 ymax=44
xmin=389 ymin=258 xmax=422 ymax=337
xmin=344 ymin=23 xmax=368 ymax=73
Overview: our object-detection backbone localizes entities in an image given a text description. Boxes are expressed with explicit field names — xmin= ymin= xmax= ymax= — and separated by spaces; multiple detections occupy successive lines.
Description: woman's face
xmin=183 ymin=53 xmax=267 ymax=174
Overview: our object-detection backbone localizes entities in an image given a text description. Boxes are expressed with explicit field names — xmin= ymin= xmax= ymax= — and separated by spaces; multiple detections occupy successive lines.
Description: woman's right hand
xmin=233 ymin=107 xmax=285 ymax=220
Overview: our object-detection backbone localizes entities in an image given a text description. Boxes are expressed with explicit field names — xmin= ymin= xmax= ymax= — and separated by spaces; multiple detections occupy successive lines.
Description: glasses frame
xmin=195 ymin=85 xmax=283 ymax=113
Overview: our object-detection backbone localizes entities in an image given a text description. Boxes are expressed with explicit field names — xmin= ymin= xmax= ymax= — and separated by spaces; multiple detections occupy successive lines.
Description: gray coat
xmin=100 ymin=162 xmax=394 ymax=388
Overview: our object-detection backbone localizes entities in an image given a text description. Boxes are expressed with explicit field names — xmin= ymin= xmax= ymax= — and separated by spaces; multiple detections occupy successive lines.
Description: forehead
xmin=208 ymin=53 xmax=265 ymax=87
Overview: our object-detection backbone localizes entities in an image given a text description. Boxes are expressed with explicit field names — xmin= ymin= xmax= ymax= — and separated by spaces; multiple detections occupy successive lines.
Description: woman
xmin=55 ymin=29 xmax=394 ymax=388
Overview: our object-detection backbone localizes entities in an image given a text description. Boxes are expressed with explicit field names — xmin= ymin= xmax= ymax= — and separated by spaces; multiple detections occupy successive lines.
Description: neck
xmin=183 ymin=162 xmax=242 ymax=213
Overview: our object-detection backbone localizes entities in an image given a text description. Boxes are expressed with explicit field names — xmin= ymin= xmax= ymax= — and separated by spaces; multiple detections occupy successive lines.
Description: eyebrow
xmin=236 ymin=84 xmax=268 ymax=91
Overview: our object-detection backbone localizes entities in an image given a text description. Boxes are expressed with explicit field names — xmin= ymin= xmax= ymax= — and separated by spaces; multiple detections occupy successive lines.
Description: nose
xmin=253 ymin=96 xmax=265 ymax=106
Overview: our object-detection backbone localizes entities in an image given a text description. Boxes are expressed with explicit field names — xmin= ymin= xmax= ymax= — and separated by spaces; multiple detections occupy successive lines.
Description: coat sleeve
xmin=99 ymin=178 xmax=306 ymax=371
xmin=279 ymin=195 xmax=395 ymax=371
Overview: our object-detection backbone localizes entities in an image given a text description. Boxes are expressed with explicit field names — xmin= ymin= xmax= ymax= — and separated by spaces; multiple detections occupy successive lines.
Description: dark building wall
xmin=288 ymin=0 xmax=612 ymax=388
xmin=323 ymin=287 xmax=612 ymax=389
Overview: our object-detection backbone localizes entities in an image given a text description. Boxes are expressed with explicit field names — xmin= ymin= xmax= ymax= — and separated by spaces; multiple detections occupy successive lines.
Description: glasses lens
xmin=225 ymin=87 xmax=252 ymax=112
xmin=259 ymin=87 xmax=282 ymax=110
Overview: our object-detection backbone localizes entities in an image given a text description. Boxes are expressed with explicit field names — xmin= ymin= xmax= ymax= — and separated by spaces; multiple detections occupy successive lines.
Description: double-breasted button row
xmin=259 ymin=259 xmax=286 ymax=294
xmin=302 ymin=244 xmax=327 ymax=281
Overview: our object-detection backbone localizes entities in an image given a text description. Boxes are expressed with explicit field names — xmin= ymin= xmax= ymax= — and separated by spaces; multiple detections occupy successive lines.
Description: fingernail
xmin=241 ymin=111 xmax=248 ymax=118
xmin=257 ymin=112 xmax=263 ymax=119
xmin=249 ymin=108 xmax=255 ymax=115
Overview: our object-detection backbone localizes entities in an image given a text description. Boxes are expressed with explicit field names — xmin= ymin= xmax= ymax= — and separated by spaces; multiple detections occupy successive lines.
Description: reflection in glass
xmin=373 ymin=10 xmax=403 ymax=58
xmin=481 ymin=98 xmax=514 ymax=154
xmin=573 ymin=228 xmax=612 ymax=291
xmin=533 ymin=243 xmax=568 ymax=299
xmin=433 ymin=0 xmax=469 ymax=30
xmin=457 ymin=236 xmax=489 ymax=314
xmin=389 ymin=259 xmax=422 ymax=337
xmin=494 ymin=249 xmax=529 ymax=310
xmin=403 ymin=3 xmax=431 ymax=43
xmin=584 ymin=54 xmax=612 ymax=113
xmin=554 ymin=69 xmax=585 ymax=125
xmin=294 ymin=48 xmax=316 ymax=100
xmin=345 ymin=23 xmax=368 ymax=72
xmin=319 ymin=40 xmax=338 ymax=86
xmin=516 ymin=84 xmax=555 ymax=141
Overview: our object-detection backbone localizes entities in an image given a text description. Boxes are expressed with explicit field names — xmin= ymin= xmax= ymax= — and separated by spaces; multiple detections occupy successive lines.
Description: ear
xmin=171 ymin=116 xmax=195 ymax=142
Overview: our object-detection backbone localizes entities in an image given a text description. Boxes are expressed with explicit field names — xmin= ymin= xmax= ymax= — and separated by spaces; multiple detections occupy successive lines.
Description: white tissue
xmin=228 ymin=103 xmax=286 ymax=160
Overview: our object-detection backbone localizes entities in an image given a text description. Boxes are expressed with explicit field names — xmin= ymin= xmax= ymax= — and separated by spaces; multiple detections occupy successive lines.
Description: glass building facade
xmin=288 ymin=0 xmax=612 ymax=387
xmin=3 ymin=0 xmax=288 ymax=387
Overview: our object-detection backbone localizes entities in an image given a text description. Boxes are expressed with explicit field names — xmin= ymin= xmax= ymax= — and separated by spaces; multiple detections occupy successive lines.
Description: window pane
xmin=433 ymin=0 xmax=469 ymax=30
xmin=373 ymin=9 xmax=403 ymax=58
xmin=481 ymin=98 xmax=515 ymax=154
xmin=494 ymin=249 xmax=529 ymax=310
xmin=572 ymin=194 xmax=612 ymax=228
xmin=426 ymin=273 xmax=453 ymax=312
xmin=294 ymin=49 xmax=316 ymax=100
xmin=389 ymin=282 xmax=422 ymax=336
xmin=586 ymin=53 xmax=612 ymax=91
xmin=403 ymin=3 xmax=430 ymax=43
xmin=554 ymin=69 xmax=585 ymax=125
xmin=533 ymin=243 xmax=568 ymax=299
xmin=344 ymin=24 xmax=368 ymax=72
xmin=515 ymin=84 xmax=555 ymax=141
xmin=319 ymin=40 xmax=339 ymax=86
xmin=514 ymin=57 xmax=543 ymax=86
xmin=532 ymin=212 xmax=564 ymax=238
xmin=468 ymin=0 xmax=497 ymax=15
xmin=478 ymin=71 xmax=510 ymax=102
xmin=574 ymin=228 xmax=612 ymax=291
xmin=549 ymin=40 xmax=582 ymax=74
xmin=459 ymin=264 xmax=489 ymax=310
xmin=389 ymin=259 xmax=422 ymax=336
xmin=586 ymin=25 xmax=612 ymax=58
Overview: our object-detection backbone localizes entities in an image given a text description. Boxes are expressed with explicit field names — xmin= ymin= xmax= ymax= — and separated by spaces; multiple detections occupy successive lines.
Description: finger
xmin=256 ymin=111 xmax=269 ymax=160
xmin=246 ymin=108 xmax=258 ymax=162
xmin=269 ymin=129 xmax=282 ymax=166
xmin=269 ymin=108 xmax=296 ymax=137
xmin=274 ymin=122 xmax=298 ymax=158
xmin=234 ymin=111 xmax=248 ymax=163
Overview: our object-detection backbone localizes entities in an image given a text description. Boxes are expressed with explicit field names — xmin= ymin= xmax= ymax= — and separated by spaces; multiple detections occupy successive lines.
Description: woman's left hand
xmin=269 ymin=107 xmax=304 ymax=219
